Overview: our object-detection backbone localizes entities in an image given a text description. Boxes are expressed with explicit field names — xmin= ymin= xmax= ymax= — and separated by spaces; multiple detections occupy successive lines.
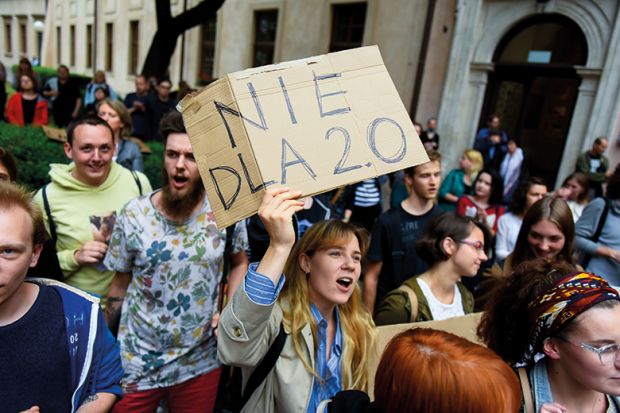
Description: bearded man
xmin=103 ymin=110 xmax=249 ymax=412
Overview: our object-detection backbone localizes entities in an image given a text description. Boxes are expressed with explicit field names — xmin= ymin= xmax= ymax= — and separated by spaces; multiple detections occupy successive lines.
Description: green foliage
xmin=0 ymin=122 xmax=164 ymax=190
xmin=144 ymin=141 xmax=164 ymax=189
xmin=0 ymin=123 xmax=66 ymax=190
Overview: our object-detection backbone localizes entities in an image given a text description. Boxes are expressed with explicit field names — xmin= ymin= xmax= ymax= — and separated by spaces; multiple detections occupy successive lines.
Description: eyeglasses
xmin=556 ymin=335 xmax=620 ymax=365
xmin=458 ymin=239 xmax=486 ymax=254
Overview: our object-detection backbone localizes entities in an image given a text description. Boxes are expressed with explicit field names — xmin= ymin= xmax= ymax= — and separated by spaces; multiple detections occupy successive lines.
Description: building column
xmin=437 ymin=0 xmax=483 ymax=173
xmin=556 ymin=68 xmax=600 ymax=187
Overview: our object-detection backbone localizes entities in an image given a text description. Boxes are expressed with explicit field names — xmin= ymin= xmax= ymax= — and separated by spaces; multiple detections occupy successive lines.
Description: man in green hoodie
xmin=34 ymin=115 xmax=152 ymax=300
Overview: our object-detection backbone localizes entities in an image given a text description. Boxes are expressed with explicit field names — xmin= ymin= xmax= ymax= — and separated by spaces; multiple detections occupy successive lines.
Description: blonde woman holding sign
xmin=218 ymin=188 xmax=376 ymax=412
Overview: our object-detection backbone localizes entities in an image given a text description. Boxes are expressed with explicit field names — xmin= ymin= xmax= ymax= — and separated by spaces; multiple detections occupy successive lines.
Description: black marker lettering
xmin=367 ymin=117 xmax=407 ymax=164
xmin=325 ymin=126 xmax=362 ymax=175
xmin=238 ymin=153 xmax=276 ymax=193
xmin=246 ymin=82 xmax=268 ymax=130
xmin=280 ymin=138 xmax=317 ymax=184
xmin=214 ymin=85 xmax=268 ymax=149
xmin=278 ymin=76 xmax=297 ymax=125
xmin=313 ymin=71 xmax=351 ymax=117
xmin=209 ymin=165 xmax=241 ymax=210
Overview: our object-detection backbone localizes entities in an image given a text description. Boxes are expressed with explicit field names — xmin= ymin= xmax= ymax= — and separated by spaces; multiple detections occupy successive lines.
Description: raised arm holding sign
xmin=179 ymin=46 xmax=427 ymax=229
xmin=217 ymin=188 xmax=376 ymax=412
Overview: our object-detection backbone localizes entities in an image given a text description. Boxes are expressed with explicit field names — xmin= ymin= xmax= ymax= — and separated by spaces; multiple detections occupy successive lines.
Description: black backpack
xmin=214 ymin=223 xmax=288 ymax=412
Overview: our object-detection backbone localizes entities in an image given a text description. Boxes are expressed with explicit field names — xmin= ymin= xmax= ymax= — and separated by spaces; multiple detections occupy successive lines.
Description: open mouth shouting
xmin=172 ymin=175 xmax=189 ymax=189
xmin=336 ymin=277 xmax=354 ymax=292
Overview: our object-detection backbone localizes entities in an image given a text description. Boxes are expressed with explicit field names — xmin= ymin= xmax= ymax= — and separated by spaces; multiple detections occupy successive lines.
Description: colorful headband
xmin=526 ymin=271 xmax=620 ymax=359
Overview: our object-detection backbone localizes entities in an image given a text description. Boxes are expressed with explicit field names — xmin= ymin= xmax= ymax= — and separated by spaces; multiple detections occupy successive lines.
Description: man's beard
xmin=161 ymin=174 xmax=205 ymax=219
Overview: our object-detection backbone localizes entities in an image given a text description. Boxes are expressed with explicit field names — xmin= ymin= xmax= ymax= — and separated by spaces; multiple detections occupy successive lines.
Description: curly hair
xmin=477 ymin=258 xmax=578 ymax=365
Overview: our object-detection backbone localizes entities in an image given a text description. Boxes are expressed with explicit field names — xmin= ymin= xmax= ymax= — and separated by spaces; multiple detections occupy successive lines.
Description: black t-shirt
xmin=47 ymin=78 xmax=81 ymax=127
xmin=367 ymin=203 xmax=444 ymax=310
xmin=147 ymin=94 xmax=177 ymax=141
xmin=0 ymin=283 xmax=72 ymax=412
xmin=124 ymin=92 xmax=149 ymax=138
xmin=22 ymin=96 xmax=37 ymax=125
xmin=247 ymin=194 xmax=333 ymax=262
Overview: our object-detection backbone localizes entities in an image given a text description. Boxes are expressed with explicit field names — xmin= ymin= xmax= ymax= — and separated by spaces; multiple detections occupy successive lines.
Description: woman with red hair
xmin=319 ymin=328 xmax=520 ymax=412
xmin=479 ymin=258 xmax=620 ymax=412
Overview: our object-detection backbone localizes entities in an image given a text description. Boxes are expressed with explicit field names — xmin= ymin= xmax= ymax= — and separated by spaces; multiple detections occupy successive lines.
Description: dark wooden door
xmin=481 ymin=64 xmax=580 ymax=186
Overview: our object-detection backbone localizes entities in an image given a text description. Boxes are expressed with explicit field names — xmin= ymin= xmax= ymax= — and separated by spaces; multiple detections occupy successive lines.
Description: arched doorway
xmin=480 ymin=14 xmax=587 ymax=186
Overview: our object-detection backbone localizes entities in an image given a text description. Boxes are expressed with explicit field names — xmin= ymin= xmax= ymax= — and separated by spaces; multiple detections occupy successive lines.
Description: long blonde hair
xmin=279 ymin=220 xmax=376 ymax=391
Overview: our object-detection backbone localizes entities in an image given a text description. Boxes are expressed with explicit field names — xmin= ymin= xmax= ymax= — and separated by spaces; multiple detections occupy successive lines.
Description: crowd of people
xmin=0 ymin=58 xmax=188 ymax=143
xmin=1 ymin=57 xmax=620 ymax=412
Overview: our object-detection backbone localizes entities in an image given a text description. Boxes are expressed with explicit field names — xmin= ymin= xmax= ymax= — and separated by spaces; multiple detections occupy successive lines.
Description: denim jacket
xmin=528 ymin=358 xmax=620 ymax=412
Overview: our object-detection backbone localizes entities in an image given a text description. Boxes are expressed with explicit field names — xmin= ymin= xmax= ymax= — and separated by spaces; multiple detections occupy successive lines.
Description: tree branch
xmin=155 ymin=0 xmax=173 ymax=28
xmin=172 ymin=0 xmax=225 ymax=34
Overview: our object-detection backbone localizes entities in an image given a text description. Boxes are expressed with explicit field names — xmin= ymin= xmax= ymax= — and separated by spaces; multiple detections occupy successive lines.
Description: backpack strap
xmin=130 ymin=170 xmax=143 ymax=196
xmin=457 ymin=282 xmax=475 ymax=313
xmin=592 ymin=197 xmax=610 ymax=241
xmin=42 ymin=184 xmax=57 ymax=245
xmin=398 ymin=283 xmax=419 ymax=323
xmin=583 ymin=197 xmax=611 ymax=268
xmin=240 ymin=323 xmax=287 ymax=409
xmin=218 ymin=223 xmax=237 ymax=312
xmin=517 ymin=367 xmax=534 ymax=413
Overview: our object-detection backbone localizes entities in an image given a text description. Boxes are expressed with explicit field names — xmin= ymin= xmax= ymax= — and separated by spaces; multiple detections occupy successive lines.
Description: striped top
xmin=353 ymin=179 xmax=381 ymax=207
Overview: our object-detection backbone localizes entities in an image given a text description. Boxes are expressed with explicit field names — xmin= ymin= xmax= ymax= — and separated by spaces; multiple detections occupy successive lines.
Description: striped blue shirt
xmin=244 ymin=263 xmax=344 ymax=412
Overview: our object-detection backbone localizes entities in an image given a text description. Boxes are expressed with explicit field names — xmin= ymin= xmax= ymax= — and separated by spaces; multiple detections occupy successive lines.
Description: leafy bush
xmin=0 ymin=122 xmax=163 ymax=190
xmin=144 ymin=141 xmax=164 ymax=189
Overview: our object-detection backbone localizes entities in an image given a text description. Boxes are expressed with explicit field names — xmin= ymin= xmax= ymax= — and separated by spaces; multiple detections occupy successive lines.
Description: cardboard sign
xmin=179 ymin=46 xmax=428 ymax=228
xmin=42 ymin=125 xmax=68 ymax=143
xmin=366 ymin=312 xmax=484 ymax=396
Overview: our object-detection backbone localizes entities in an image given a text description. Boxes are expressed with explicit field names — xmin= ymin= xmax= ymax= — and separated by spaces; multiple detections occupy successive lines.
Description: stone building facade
xmin=3 ymin=0 xmax=619 ymax=183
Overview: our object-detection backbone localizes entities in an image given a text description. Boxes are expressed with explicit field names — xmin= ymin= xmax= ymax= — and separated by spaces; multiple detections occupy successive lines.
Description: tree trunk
xmin=141 ymin=0 xmax=226 ymax=79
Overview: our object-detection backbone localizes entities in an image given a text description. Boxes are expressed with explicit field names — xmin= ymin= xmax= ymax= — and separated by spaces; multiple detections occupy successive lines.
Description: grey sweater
xmin=575 ymin=197 xmax=620 ymax=285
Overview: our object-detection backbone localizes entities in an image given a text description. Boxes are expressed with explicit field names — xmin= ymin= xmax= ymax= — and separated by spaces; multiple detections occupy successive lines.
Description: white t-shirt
xmin=417 ymin=278 xmax=464 ymax=321
xmin=495 ymin=212 xmax=523 ymax=261
xmin=567 ymin=200 xmax=586 ymax=222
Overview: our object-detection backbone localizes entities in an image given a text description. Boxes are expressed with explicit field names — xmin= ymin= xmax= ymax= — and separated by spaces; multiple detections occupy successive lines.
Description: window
xmin=56 ymin=26 xmax=61 ymax=64
xmin=105 ymin=23 xmax=113 ymax=71
xmin=253 ymin=10 xmax=278 ymax=67
xmin=19 ymin=21 xmax=27 ymax=54
xmin=4 ymin=18 xmax=12 ymax=55
xmin=128 ymin=20 xmax=139 ymax=75
xmin=329 ymin=3 xmax=367 ymax=52
xmin=86 ymin=24 xmax=93 ymax=68
xmin=36 ymin=32 xmax=43 ymax=58
xmin=199 ymin=15 xmax=217 ymax=83
xmin=69 ymin=25 xmax=76 ymax=66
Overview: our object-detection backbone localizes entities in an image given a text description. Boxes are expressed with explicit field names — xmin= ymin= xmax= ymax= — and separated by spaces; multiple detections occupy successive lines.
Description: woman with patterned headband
xmin=478 ymin=258 xmax=620 ymax=413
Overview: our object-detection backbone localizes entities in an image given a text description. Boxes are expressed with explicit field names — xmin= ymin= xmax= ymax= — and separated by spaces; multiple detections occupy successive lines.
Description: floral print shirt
xmin=104 ymin=191 xmax=248 ymax=392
